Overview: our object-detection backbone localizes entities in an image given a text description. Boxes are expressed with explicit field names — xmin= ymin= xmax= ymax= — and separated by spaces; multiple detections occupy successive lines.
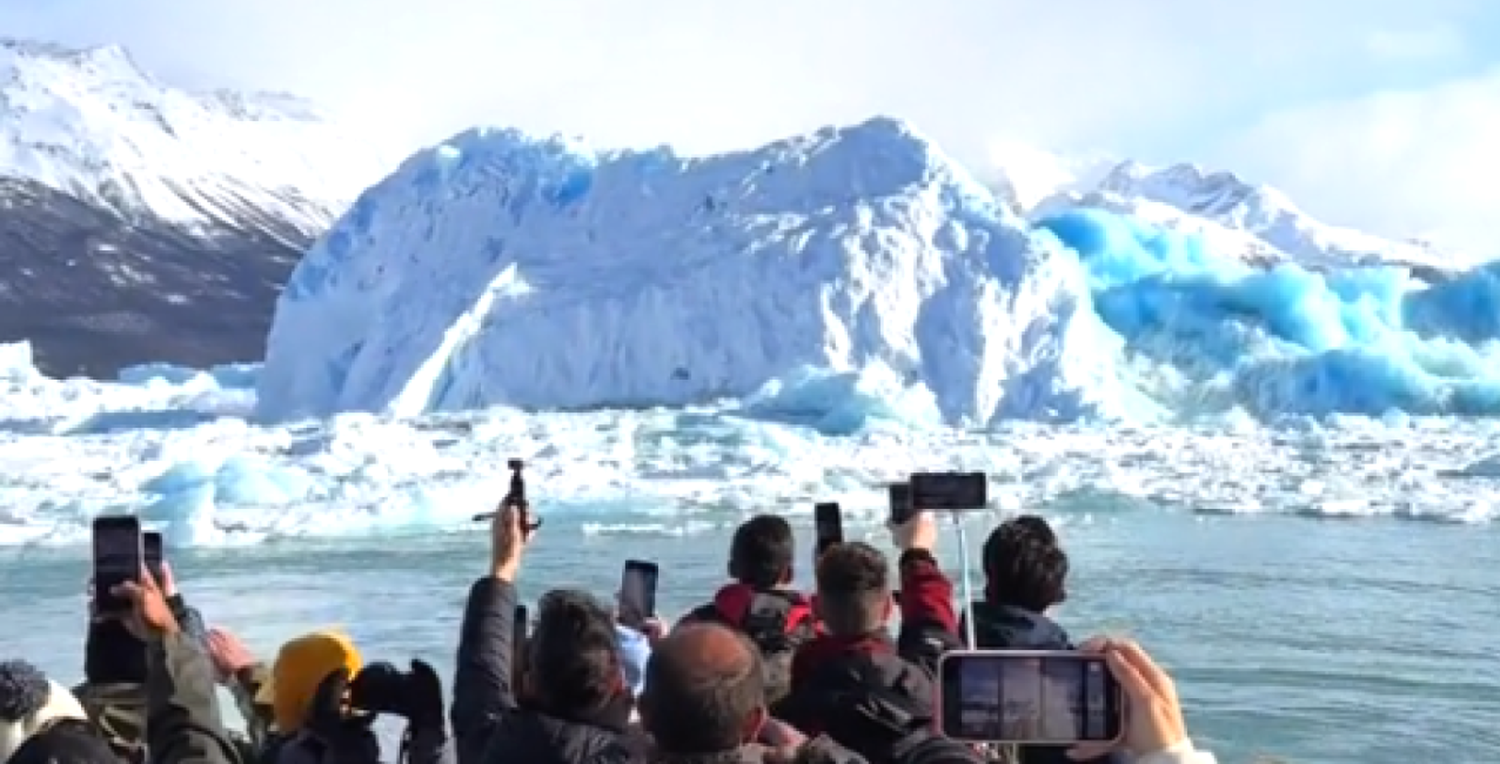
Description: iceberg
xmin=255 ymin=115 xmax=1500 ymax=425
xmin=256 ymin=117 xmax=1134 ymax=426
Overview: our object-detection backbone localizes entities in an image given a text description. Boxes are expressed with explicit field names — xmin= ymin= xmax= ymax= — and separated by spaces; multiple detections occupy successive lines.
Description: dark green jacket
xmin=76 ymin=662 xmax=274 ymax=764
xmin=146 ymin=631 xmax=241 ymax=764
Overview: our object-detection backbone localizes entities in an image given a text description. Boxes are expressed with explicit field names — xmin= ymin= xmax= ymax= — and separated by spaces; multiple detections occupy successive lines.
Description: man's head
xmin=813 ymin=542 xmax=890 ymax=636
xmin=728 ymin=515 xmax=795 ymax=589
xmin=640 ymin=624 xmax=766 ymax=754
xmin=526 ymin=589 xmax=624 ymax=713
xmin=982 ymin=515 xmax=1068 ymax=613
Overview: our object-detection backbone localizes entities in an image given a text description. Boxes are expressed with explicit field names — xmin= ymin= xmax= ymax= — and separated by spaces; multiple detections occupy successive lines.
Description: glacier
xmin=256 ymin=117 xmax=1500 ymax=425
xmin=1038 ymin=210 xmax=1500 ymax=417
xmin=256 ymin=117 xmax=1134 ymax=426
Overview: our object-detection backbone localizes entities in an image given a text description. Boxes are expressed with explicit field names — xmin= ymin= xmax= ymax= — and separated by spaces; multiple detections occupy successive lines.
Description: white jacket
xmin=0 ymin=679 xmax=89 ymax=764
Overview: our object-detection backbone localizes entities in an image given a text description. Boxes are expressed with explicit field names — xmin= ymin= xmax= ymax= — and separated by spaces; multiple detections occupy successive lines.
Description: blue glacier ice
xmin=254 ymin=116 xmax=1500 ymax=427
xmin=1037 ymin=209 xmax=1500 ymax=417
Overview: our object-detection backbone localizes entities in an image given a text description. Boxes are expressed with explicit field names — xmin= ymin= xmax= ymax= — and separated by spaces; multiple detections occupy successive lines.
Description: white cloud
xmin=1218 ymin=67 xmax=1500 ymax=257
xmin=0 ymin=0 xmax=1493 ymax=252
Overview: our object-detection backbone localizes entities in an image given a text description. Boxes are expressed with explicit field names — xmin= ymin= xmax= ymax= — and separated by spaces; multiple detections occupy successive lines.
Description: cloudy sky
xmin=3 ymin=0 xmax=1496 ymax=254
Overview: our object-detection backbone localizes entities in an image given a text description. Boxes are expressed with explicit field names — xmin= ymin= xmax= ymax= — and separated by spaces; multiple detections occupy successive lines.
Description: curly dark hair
xmin=981 ymin=515 xmax=1068 ymax=613
xmin=813 ymin=542 xmax=890 ymax=635
xmin=529 ymin=589 xmax=623 ymax=711
xmin=0 ymin=660 xmax=49 ymax=721
xmin=729 ymin=514 xmax=796 ymax=589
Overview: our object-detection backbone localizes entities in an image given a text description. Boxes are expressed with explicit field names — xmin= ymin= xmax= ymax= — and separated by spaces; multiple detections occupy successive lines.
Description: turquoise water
xmin=4 ymin=504 xmax=1496 ymax=764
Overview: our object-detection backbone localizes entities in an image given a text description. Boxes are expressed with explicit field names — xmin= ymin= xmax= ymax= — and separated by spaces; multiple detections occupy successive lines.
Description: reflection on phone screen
xmin=944 ymin=653 xmax=1118 ymax=744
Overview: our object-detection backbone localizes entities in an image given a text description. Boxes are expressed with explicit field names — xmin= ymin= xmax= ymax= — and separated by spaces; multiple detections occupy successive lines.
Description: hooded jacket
xmin=73 ymin=594 xmax=213 ymax=763
xmin=6 ymin=720 xmax=119 ymax=764
xmin=0 ymin=665 xmax=91 ymax=764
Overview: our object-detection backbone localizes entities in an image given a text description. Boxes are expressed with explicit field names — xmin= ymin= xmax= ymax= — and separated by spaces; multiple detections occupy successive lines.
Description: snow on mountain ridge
xmin=976 ymin=143 xmax=1461 ymax=271
xmin=255 ymin=117 xmax=1131 ymax=425
xmin=0 ymin=37 xmax=388 ymax=242
xmin=982 ymin=141 xmax=1117 ymax=214
xmin=1091 ymin=159 xmax=1454 ymax=269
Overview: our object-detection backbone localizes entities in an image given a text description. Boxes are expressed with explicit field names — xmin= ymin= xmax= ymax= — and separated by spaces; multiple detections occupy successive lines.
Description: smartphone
xmin=936 ymin=650 xmax=1124 ymax=745
xmin=514 ymin=605 xmax=529 ymax=660
xmin=92 ymin=516 xmax=143 ymax=614
xmin=813 ymin=502 xmax=843 ymax=558
xmin=513 ymin=604 xmax=529 ymax=689
xmin=620 ymin=560 xmax=660 ymax=627
xmin=143 ymin=531 xmax=164 ymax=582
xmin=888 ymin=483 xmax=914 ymax=525
xmin=909 ymin=472 xmax=988 ymax=511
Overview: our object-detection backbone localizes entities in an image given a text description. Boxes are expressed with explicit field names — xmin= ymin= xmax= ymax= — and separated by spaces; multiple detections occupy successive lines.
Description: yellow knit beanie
xmin=255 ymin=631 xmax=363 ymax=732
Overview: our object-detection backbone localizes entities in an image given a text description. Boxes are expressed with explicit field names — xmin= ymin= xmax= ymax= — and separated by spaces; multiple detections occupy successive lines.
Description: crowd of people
xmin=2 ymin=506 xmax=1218 ymax=764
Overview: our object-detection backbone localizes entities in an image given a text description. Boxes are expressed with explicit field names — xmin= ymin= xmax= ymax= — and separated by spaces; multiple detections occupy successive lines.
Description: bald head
xmin=641 ymin=623 xmax=767 ymax=754
xmin=653 ymin=623 xmax=756 ymax=679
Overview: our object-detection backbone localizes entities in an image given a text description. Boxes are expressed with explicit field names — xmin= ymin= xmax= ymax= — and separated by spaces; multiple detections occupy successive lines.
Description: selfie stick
xmin=949 ymin=512 xmax=978 ymax=649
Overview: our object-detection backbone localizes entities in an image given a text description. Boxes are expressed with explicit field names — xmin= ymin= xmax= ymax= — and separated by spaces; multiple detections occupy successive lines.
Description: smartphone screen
xmin=143 ymin=532 xmax=164 ymax=582
xmin=938 ymin=651 xmax=1123 ymax=745
xmin=909 ymin=472 xmax=988 ymax=511
xmin=814 ymin=502 xmax=843 ymax=557
xmin=888 ymin=483 xmax=914 ymax=525
xmin=620 ymin=560 xmax=659 ymax=627
xmin=92 ymin=516 xmax=143 ymax=614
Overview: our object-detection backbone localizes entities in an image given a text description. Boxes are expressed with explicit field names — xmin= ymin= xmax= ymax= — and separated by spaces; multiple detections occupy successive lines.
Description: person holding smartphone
xmin=964 ymin=516 xmax=1122 ymax=764
xmin=769 ymin=512 xmax=968 ymax=763
xmin=451 ymin=501 xmax=637 ymax=764
xmin=75 ymin=530 xmax=213 ymax=764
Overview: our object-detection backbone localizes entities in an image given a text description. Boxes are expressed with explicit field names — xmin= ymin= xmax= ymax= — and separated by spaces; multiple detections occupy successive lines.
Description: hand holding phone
xmin=937 ymin=650 xmax=1123 ymax=746
xmin=619 ymin=560 xmax=659 ymax=628
xmin=513 ymin=604 xmax=530 ymax=691
xmin=143 ymin=531 xmax=165 ymax=583
xmin=888 ymin=483 xmax=914 ymax=525
xmin=92 ymin=516 xmax=143 ymax=615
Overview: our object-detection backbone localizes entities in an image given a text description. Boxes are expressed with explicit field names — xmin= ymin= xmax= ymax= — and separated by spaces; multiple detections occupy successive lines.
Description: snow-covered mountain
xmin=982 ymin=140 xmax=1117 ymax=212
xmin=994 ymin=151 xmax=1459 ymax=273
xmin=0 ymin=38 xmax=389 ymax=377
xmin=0 ymin=38 xmax=387 ymax=242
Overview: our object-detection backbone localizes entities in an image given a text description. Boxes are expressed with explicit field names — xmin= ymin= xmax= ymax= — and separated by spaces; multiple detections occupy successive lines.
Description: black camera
xmin=499 ymin=458 xmax=541 ymax=532
xmin=471 ymin=458 xmax=541 ymax=530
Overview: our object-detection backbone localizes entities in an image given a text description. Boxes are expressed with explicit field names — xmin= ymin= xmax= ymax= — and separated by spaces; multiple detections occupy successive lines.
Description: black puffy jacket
xmin=451 ymin=578 xmax=637 ymax=764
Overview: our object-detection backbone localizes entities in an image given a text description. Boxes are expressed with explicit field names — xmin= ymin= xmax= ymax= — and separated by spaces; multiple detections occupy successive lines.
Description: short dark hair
xmin=641 ymin=624 xmax=765 ymax=754
xmin=528 ymin=589 xmax=622 ymax=712
xmin=729 ymin=515 xmax=795 ymax=589
xmin=813 ymin=542 xmax=889 ymax=635
xmin=981 ymin=515 xmax=1068 ymax=613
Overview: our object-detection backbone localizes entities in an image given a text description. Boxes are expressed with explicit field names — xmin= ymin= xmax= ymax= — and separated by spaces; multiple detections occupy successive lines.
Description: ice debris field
xmin=4 ymin=116 xmax=1500 ymax=548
